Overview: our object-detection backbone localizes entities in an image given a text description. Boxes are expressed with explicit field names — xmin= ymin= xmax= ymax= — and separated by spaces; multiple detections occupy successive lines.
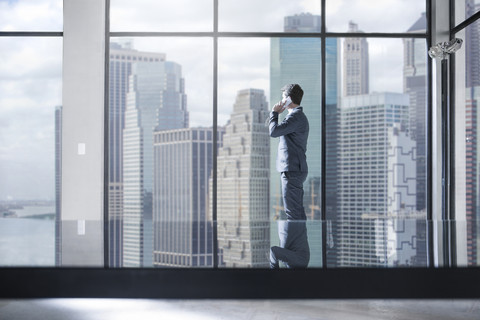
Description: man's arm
xmin=269 ymin=111 xmax=301 ymax=138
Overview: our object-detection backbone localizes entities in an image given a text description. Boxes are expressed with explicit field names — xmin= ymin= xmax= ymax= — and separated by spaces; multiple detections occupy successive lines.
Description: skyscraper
xmin=270 ymin=13 xmax=339 ymax=267
xmin=343 ymin=21 xmax=369 ymax=96
xmin=55 ymin=105 xmax=62 ymax=266
xmin=109 ymin=42 xmax=169 ymax=267
xmin=465 ymin=0 xmax=480 ymax=265
xmin=336 ymin=92 xmax=417 ymax=266
xmin=465 ymin=87 xmax=479 ymax=265
xmin=153 ymin=127 xmax=221 ymax=267
xmin=216 ymin=89 xmax=270 ymax=267
xmin=123 ymin=58 xmax=188 ymax=267
xmin=403 ymin=12 xmax=428 ymax=266
xmin=466 ymin=1 xmax=480 ymax=88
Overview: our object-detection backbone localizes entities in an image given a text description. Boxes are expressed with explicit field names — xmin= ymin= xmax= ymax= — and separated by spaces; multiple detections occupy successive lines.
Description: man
xmin=268 ymin=83 xmax=310 ymax=269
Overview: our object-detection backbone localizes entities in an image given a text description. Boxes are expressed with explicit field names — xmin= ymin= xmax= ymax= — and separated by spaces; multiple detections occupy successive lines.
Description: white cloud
xmin=326 ymin=0 xmax=425 ymax=32
xmin=110 ymin=0 xmax=213 ymax=32
xmin=0 ymin=36 xmax=61 ymax=200
xmin=0 ymin=0 xmax=62 ymax=31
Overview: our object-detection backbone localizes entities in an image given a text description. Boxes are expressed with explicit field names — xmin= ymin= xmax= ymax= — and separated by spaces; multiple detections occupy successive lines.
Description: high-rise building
xmin=108 ymin=42 xmax=169 ymax=267
xmin=343 ymin=21 xmax=369 ymax=96
xmin=216 ymin=89 xmax=270 ymax=267
xmin=465 ymin=86 xmax=480 ymax=266
xmin=403 ymin=12 xmax=428 ymax=266
xmin=55 ymin=105 xmax=62 ymax=266
xmin=123 ymin=58 xmax=188 ymax=267
xmin=153 ymin=127 xmax=222 ymax=267
xmin=466 ymin=1 xmax=480 ymax=88
xmin=465 ymin=1 xmax=480 ymax=266
xmin=336 ymin=92 xmax=417 ymax=266
xmin=270 ymin=13 xmax=339 ymax=267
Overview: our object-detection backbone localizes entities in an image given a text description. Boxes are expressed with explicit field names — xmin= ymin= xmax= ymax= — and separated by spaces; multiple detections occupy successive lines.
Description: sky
xmin=0 ymin=0 xmax=428 ymax=200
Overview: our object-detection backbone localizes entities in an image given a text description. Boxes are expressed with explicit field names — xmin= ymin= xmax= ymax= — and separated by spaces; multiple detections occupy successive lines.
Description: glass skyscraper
xmin=336 ymin=92 xmax=417 ymax=266
xmin=123 ymin=58 xmax=188 ymax=267
xmin=153 ymin=127 xmax=219 ymax=267
xmin=270 ymin=13 xmax=338 ymax=267
xmin=109 ymin=42 xmax=169 ymax=267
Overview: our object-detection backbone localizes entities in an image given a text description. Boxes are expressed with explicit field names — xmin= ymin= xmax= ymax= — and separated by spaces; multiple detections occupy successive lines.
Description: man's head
xmin=281 ymin=84 xmax=304 ymax=105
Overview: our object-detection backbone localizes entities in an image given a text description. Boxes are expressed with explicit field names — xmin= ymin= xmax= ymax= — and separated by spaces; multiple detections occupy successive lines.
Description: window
xmin=0 ymin=1 xmax=62 ymax=267
xmin=105 ymin=1 xmax=431 ymax=269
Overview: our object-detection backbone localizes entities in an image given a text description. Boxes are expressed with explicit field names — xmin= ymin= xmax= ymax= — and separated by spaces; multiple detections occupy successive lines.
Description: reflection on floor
xmin=0 ymin=299 xmax=479 ymax=320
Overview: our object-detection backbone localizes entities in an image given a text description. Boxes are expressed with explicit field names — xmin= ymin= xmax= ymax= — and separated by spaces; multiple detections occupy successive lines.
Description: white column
xmin=61 ymin=0 xmax=106 ymax=266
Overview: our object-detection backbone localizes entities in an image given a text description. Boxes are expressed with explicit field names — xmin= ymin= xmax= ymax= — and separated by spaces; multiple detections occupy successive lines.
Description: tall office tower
xmin=466 ymin=1 xmax=480 ymax=88
xmin=109 ymin=42 xmax=168 ymax=267
xmin=465 ymin=1 xmax=480 ymax=266
xmin=55 ymin=106 xmax=62 ymax=266
xmin=337 ymin=92 xmax=417 ymax=266
xmin=270 ymin=13 xmax=339 ymax=267
xmin=343 ymin=21 xmax=369 ymax=96
xmin=465 ymin=87 xmax=479 ymax=265
xmin=153 ymin=127 xmax=223 ymax=267
xmin=123 ymin=59 xmax=188 ymax=267
xmin=403 ymin=13 xmax=428 ymax=266
xmin=216 ymin=89 xmax=270 ymax=268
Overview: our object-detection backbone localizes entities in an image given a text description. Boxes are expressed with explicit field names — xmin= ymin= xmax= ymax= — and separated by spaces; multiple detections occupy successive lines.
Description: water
xmin=0 ymin=207 xmax=55 ymax=266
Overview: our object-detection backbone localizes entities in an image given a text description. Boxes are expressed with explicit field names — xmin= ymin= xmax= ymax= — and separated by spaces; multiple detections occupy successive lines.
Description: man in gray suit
xmin=268 ymin=84 xmax=310 ymax=269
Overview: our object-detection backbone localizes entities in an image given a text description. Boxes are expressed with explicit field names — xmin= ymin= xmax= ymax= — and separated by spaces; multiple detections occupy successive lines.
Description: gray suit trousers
xmin=281 ymin=171 xmax=308 ymax=220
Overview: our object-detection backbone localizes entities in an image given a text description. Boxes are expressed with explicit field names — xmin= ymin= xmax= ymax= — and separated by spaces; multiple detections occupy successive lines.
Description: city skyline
xmin=4 ymin=3 xmax=479 ymax=270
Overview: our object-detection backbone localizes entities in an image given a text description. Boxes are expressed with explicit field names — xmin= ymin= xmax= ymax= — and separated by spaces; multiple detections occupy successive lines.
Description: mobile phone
xmin=282 ymin=96 xmax=292 ymax=107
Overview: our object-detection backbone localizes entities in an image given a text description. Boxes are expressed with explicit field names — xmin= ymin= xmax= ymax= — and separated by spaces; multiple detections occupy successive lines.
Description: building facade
xmin=216 ymin=89 xmax=270 ymax=267
xmin=109 ymin=42 xmax=168 ymax=267
xmin=336 ymin=92 xmax=417 ymax=266
xmin=153 ymin=127 xmax=221 ymax=267
xmin=343 ymin=21 xmax=369 ymax=96
xmin=122 ymin=58 xmax=188 ymax=267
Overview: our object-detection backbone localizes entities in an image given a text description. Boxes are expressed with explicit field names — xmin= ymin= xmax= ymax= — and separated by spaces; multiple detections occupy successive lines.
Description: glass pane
xmin=218 ymin=35 xmax=323 ymax=268
xmin=218 ymin=0 xmax=321 ymax=32
xmin=326 ymin=37 xmax=428 ymax=267
xmin=326 ymin=0 xmax=426 ymax=33
xmin=110 ymin=0 xmax=213 ymax=32
xmin=108 ymin=38 xmax=213 ymax=267
xmin=0 ymin=0 xmax=62 ymax=31
xmin=0 ymin=37 xmax=62 ymax=266
xmin=456 ymin=0 xmax=480 ymax=25
xmin=454 ymin=18 xmax=480 ymax=266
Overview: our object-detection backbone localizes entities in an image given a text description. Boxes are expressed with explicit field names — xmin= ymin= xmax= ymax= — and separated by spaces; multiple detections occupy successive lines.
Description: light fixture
xmin=428 ymin=38 xmax=463 ymax=60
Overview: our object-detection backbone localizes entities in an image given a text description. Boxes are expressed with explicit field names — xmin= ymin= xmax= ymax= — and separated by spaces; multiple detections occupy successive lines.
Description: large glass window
xmin=110 ymin=0 xmax=213 ymax=32
xmin=326 ymin=0 xmax=426 ymax=33
xmin=218 ymin=0 xmax=321 ymax=32
xmin=0 ymin=0 xmax=62 ymax=31
xmin=108 ymin=37 xmax=213 ymax=267
xmin=0 ymin=36 xmax=62 ymax=266
xmin=0 ymin=1 xmax=62 ymax=267
xmin=108 ymin=1 xmax=431 ymax=269
xmin=326 ymin=36 xmax=428 ymax=267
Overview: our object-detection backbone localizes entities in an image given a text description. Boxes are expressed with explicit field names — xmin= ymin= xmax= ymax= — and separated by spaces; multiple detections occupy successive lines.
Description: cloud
xmin=0 ymin=36 xmax=61 ymax=200
xmin=111 ymin=0 xmax=213 ymax=32
xmin=326 ymin=0 xmax=426 ymax=32
xmin=0 ymin=0 xmax=62 ymax=31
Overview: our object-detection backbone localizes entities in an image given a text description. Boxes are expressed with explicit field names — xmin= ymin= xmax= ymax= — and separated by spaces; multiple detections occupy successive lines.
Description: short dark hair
xmin=281 ymin=84 xmax=304 ymax=105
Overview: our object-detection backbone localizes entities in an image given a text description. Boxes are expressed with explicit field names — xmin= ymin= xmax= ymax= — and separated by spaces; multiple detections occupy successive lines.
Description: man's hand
xmin=272 ymin=100 xmax=286 ymax=113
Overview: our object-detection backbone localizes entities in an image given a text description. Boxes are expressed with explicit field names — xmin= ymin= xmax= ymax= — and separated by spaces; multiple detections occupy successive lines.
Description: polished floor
xmin=1 ymin=299 xmax=479 ymax=320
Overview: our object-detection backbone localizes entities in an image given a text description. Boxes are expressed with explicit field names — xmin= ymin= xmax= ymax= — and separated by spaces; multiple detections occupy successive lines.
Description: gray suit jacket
xmin=269 ymin=107 xmax=309 ymax=173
